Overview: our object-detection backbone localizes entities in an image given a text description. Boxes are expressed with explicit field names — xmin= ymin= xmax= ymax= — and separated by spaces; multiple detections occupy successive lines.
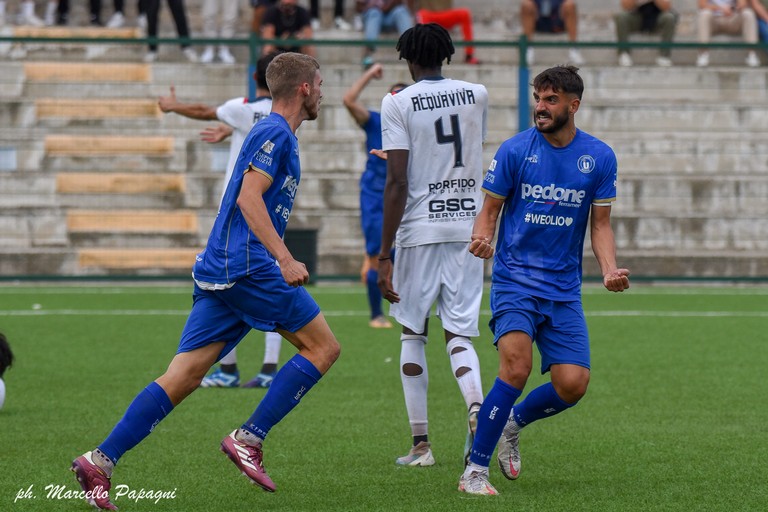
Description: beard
xmin=534 ymin=109 xmax=569 ymax=133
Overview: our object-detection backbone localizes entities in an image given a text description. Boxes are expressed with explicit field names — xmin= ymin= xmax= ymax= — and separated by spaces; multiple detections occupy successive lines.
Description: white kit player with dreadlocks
xmin=377 ymin=22 xmax=489 ymax=468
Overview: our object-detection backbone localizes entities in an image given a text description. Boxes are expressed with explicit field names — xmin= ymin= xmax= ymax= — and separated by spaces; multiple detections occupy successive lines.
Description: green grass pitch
xmin=0 ymin=283 xmax=767 ymax=511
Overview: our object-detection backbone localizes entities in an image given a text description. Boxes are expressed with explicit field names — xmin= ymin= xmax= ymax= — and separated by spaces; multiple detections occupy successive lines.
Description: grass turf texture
xmin=0 ymin=283 xmax=766 ymax=511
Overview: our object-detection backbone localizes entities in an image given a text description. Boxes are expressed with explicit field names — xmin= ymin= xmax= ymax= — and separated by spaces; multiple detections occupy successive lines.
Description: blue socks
xmin=512 ymin=382 xmax=576 ymax=427
xmin=366 ymin=268 xmax=383 ymax=318
xmin=98 ymin=381 xmax=174 ymax=464
xmin=469 ymin=378 xmax=522 ymax=466
xmin=242 ymin=354 xmax=322 ymax=440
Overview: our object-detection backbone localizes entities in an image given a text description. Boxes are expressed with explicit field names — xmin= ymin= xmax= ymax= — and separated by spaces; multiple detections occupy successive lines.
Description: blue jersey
xmin=193 ymin=113 xmax=301 ymax=286
xmin=360 ymin=110 xmax=387 ymax=194
xmin=483 ymin=128 xmax=617 ymax=301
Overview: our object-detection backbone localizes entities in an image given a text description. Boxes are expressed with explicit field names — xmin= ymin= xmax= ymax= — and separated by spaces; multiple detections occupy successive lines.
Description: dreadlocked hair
xmin=396 ymin=23 xmax=454 ymax=68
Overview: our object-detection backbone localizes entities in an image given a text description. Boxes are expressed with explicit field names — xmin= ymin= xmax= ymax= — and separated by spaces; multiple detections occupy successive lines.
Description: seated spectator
xmin=261 ymin=0 xmax=315 ymax=57
xmin=697 ymin=0 xmax=760 ymax=67
xmin=751 ymin=0 xmax=768 ymax=42
xmin=521 ymin=0 xmax=584 ymax=65
xmin=310 ymin=0 xmax=352 ymax=30
xmin=251 ymin=0 xmax=277 ymax=35
xmin=357 ymin=0 xmax=413 ymax=68
xmin=199 ymin=0 xmax=238 ymax=63
xmin=0 ymin=0 xmax=44 ymax=25
xmin=614 ymin=0 xmax=678 ymax=67
xmin=412 ymin=0 xmax=480 ymax=64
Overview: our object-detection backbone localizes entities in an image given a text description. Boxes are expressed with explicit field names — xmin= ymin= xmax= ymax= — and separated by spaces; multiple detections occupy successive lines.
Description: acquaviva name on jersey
xmin=410 ymin=88 xmax=477 ymax=112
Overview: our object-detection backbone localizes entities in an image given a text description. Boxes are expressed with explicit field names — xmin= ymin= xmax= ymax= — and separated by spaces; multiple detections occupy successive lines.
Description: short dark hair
xmin=396 ymin=23 xmax=455 ymax=68
xmin=256 ymin=51 xmax=282 ymax=91
xmin=532 ymin=65 xmax=584 ymax=100
xmin=0 ymin=333 xmax=13 ymax=378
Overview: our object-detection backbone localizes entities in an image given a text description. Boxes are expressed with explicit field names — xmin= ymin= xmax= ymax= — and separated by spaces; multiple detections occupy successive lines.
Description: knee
xmin=499 ymin=357 xmax=532 ymax=389
xmin=552 ymin=372 xmax=590 ymax=404
xmin=324 ymin=339 xmax=341 ymax=367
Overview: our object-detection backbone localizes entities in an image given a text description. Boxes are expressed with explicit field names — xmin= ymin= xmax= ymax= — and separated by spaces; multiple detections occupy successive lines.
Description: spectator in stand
xmin=251 ymin=0 xmax=278 ymax=36
xmin=199 ymin=0 xmax=238 ymax=63
xmin=614 ymin=0 xmax=678 ymax=67
xmin=751 ymin=0 xmax=768 ymax=42
xmin=0 ymin=0 xmax=45 ymax=25
xmin=261 ymin=0 xmax=315 ymax=57
xmin=697 ymin=0 xmax=760 ymax=67
xmin=357 ymin=0 xmax=413 ymax=68
xmin=521 ymin=0 xmax=584 ymax=65
xmin=310 ymin=0 xmax=351 ymax=30
xmin=88 ymin=0 xmax=126 ymax=26
xmin=142 ymin=0 xmax=198 ymax=63
xmin=411 ymin=0 xmax=480 ymax=64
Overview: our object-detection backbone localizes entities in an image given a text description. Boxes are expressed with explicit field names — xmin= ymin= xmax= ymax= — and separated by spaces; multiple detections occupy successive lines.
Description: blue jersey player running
xmin=342 ymin=62 xmax=407 ymax=329
xmin=458 ymin=65 xmax=630 ymax=495
xmin=70 ymin=53 xmax=340 ymax=510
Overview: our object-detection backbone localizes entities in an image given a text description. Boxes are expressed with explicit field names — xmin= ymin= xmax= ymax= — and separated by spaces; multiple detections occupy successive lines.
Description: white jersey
xmin=381 ymin=77 xmax=488 ymax=247
xmin=216 ymin=96 xmax=273 ymax=201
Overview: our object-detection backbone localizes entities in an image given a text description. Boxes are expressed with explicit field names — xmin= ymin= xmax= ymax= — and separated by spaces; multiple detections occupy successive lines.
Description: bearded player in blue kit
xmin=70 ymin=52 xmax=340 ymax=510
xmin=458 ymin=65 xmax=630 ymax=495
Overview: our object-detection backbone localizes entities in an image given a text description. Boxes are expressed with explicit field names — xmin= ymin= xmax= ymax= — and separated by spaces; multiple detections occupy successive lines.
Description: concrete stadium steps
xmin=5 ymin=25 xmax=145 ymax=62
xmin=581 ymin=250 xmax=768 ymax=279
xmin=54 ymin=172 xmax=189 ymax=209
xmin=36 ymin=98 xmax=160 ymax=119
xmin=24 ymin=62 xmax=151 ymax=82
xmin=77 ymin=248 xmax=199 ymax=272
xmin=0 ymin=208 xmax=67 ymax=248
xmin=44 ymin=134 xmax=174 ymax=156
xmin=67 ymin=209 xmax=198 ymax=233
xmin=0 ymin=248 xmax=76 ymax=275
xmin=67 ymin=209 xmax=202 ymax=250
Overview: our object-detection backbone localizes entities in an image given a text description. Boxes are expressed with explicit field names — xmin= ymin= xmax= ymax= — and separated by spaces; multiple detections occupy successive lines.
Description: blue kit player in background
xmin=70 ymin=52 xmax=340 ymax=510
xmin=342 ymin=62 xmax=407 ymax=329
xmin=458 ymin=65 xmax=630 ymax=495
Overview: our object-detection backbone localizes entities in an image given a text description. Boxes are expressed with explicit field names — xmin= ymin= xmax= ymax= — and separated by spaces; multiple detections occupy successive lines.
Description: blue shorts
xmin=178 ymin=272 xmax=320 ymax=361
xmin=489 ymin=287 xmax=590 ymax=374
xmin=360 ymin=187 xmax=384 ymax=256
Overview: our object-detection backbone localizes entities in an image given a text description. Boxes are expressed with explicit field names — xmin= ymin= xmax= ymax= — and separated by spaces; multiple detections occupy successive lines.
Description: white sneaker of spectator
xmin=143 ymin=50 xmax=158 ymax=63
xmin=137 ymin=14 xmax=147 ymax=31
xmin=200 ymin=45 xmax=215 ymax=63
xmin=182 ymin=47 xmax=198 ymax=62
xmin=352 ymin=14 xmax=363 ymax=31
xmin=746 ymin=51 xmax=760 ymax=68
xmin=334 ymin=16 xmax=351 ymax=30
xmin=696 ymin=52 xmax=709 ymax=67
xmin=218 ymin=46 xmax=235 ymax=64
xmin=525 ymin=47 xmax=535 ymax=65
xmin=656 ymin=56 xmax=672 ymax=67
xmin=618 ymin=52 xmax=633 ymax=67
xmin=44 ymin=1 xmax=56 ymax=26
xmin=106 ymin=12 xmax=125 ymax=28
xmin=310 ymin=17 xmax=320 ymax=31
xmin=568 ymin=48 xmax=584 ymax=65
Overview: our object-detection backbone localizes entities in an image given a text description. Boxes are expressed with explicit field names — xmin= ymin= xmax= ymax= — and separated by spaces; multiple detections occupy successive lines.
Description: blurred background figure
xmin=199 ymin=0 xmax=238 ymax=63
xmin=696 ymin=0 xmax=759 ymax=67
xmin=520 ymin=0 xmax=584 ymax=65
xmin=614 ymin=0 xmax=678 ymax=67
xmin=261 ymin=0 xmax=315 ymax=56
xmin=412 ymin=0 xmax=480 ymax=64
xmin=357 ymin=0 xmax=413 ymax=68
xmin=309 ymin=0 xmax=351 ymax=30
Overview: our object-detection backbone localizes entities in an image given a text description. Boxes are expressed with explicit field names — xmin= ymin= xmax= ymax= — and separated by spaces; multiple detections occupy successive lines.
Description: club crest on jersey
xmin=261 ymin=140 xmax=275 ymax=154
xmin=577 ymin=155 xmax=595 ymax=174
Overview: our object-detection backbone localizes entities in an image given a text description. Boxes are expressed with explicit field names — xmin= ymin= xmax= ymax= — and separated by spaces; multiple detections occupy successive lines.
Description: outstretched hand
xmin=603 ymin=268 xmax=630 ymax=292
xmin=157 ymin=85 xmax=177 ymax=113
xmin=200 ymin=124 xmax=232 ymax=143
